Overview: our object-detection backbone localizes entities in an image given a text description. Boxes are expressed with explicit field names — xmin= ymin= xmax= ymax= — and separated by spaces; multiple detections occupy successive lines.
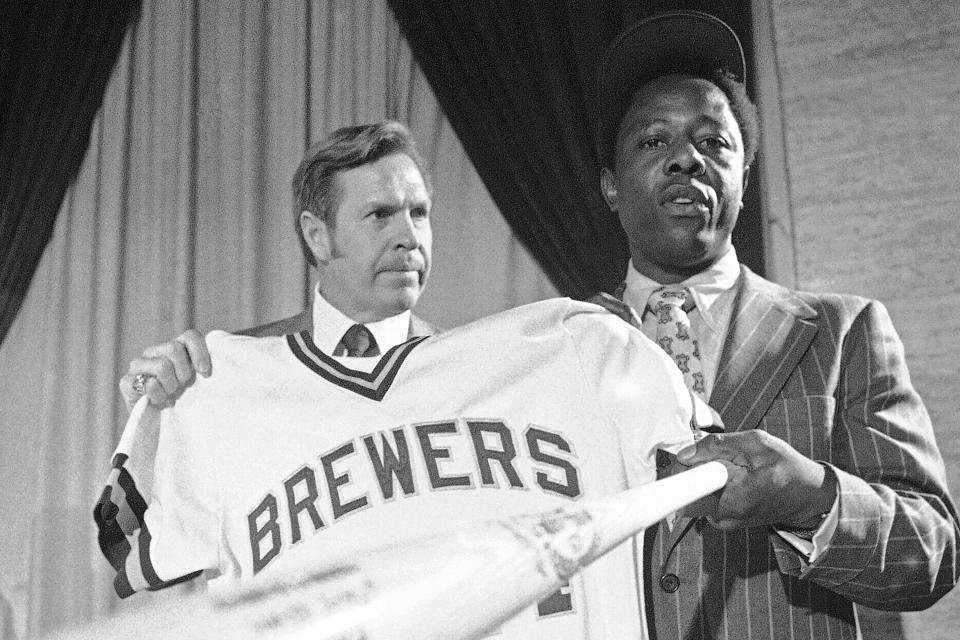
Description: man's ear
xmin=742 ymin=165 xmax=751 ymax=197
xmin=599 ymin=167 xmax=618 ymax=212
xmin=299 ymin=210 xmax=332 ymax=265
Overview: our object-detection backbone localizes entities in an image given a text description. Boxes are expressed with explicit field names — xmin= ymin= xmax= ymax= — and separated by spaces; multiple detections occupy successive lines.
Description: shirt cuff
xmin=776 ymin=494 xmax=840 ymax=561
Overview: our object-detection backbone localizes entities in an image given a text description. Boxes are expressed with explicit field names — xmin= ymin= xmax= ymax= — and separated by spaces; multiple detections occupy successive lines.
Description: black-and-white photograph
xmin=1 ymin=1 xmax=958 ymax=639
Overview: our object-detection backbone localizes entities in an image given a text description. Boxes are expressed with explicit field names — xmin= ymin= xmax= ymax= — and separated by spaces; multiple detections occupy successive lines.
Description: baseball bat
xmin=52 ymin=461 xmax=727 ymax=640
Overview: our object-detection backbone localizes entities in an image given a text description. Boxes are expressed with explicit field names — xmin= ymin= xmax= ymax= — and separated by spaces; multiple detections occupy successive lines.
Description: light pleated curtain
xmin=0 ymin=1 xmax=556 ymax=637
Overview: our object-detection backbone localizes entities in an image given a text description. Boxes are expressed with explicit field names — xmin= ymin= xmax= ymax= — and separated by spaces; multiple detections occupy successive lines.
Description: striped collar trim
xmin=286 ymin=331 xmax=428 ymax=401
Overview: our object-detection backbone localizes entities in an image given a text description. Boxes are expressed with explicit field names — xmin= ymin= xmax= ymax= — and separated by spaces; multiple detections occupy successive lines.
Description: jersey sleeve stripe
xmin=95 ymin=447 xmax=204 ymax=597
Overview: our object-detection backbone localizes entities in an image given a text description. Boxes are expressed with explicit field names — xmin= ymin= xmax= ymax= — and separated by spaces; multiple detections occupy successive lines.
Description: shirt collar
xmin=311 ymin=284 xmax=411 ymax=355
xmin=622 ymin=247 xmax=741 ymax=322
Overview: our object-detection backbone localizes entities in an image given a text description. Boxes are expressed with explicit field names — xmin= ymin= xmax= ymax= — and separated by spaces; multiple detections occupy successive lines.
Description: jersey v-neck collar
xmin=286 ymin=331 xmax=428 ymax=401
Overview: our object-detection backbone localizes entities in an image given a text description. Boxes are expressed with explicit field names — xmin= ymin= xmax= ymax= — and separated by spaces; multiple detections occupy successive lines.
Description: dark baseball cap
xmin=596 ymin=10 xmax=746 ymax=167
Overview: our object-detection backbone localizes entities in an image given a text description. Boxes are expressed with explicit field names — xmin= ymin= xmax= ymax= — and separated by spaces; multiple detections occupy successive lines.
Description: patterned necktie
xmin=648 ymin=286 xmax=706 ymax=399
xmin=335 ymin=324 xmax=380 ymax=357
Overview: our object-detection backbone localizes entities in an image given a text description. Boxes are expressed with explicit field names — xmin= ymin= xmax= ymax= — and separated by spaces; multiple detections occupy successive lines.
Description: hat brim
xmin=596 ymin=10 xmax=745 ymax=167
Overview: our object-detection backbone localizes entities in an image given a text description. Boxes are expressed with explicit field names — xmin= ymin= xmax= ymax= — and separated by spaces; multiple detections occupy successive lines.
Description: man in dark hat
xmin=594 ymin=10 xmax=959 ymax=639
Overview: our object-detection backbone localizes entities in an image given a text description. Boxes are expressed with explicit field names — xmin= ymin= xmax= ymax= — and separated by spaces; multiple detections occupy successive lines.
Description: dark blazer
xmin=236 ymin=309 xmax=439 ymax=339
xmin=611 ymin=266 xmax=959 ymax=640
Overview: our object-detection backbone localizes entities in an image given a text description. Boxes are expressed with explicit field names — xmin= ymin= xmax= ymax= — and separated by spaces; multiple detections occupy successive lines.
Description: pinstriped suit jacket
xmin=615 ymin=266 xmax=959 ymax=640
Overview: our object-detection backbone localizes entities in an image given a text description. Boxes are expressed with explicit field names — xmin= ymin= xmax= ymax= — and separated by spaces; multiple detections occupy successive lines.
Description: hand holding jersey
xmin=119 ymin=329 xmax=211 ymax=410
xmin=96 ymin=298 xmax=720 ymax=640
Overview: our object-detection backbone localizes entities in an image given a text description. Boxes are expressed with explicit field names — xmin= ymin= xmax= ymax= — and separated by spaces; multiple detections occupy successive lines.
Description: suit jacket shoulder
xmin=739 ymin=266 xmax=873 ymax=322
xmin=235 ymin=310 xmax=440 ymax=338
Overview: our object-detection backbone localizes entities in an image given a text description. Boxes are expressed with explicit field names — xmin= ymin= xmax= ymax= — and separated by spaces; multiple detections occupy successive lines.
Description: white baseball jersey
xmin=96 ymin=298 xmax=707 ymax=639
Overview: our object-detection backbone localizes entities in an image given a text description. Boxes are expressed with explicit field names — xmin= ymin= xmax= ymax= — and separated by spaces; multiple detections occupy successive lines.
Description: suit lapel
xmin=710 ymin=267 xmax=819 ymax=432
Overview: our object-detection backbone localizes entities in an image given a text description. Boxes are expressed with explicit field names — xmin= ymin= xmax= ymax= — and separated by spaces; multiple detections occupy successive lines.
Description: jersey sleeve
xmin=564 ymin=303 xmax=701 ymax=484
xmin=94 ymin=391 xmax=221 ymax=597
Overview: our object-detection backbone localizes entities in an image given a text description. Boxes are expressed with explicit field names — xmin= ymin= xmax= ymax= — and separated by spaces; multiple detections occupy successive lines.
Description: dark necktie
xmin=335 ymin=324 xmax=380 ymax=357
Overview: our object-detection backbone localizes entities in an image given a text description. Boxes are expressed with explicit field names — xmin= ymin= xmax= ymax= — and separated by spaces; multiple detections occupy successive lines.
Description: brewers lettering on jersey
xmin=96 ymin=298 xmax=708 ymax=639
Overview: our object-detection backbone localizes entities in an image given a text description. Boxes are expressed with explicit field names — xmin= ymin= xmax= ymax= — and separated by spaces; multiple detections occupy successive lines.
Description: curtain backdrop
xmin=0 ymin=2 xmax=555 ymax=637
xmin=0 ymin=0 xmax=140 ymax=347
xmin=388 ymin=0 xmax=763 ymax=297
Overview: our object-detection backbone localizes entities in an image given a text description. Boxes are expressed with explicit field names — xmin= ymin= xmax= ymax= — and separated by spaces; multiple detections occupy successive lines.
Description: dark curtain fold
xmin=387 ymin=0 xmax=760 ymax=298
xmin=0 ymin=0 xmax=141 ymax=346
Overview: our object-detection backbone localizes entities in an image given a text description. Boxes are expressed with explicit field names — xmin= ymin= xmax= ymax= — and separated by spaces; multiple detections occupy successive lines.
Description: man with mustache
xmin=119 ymin=120 xmax=437 ymax=406
xmin=592 ymin=10 xmax=959 ymax=639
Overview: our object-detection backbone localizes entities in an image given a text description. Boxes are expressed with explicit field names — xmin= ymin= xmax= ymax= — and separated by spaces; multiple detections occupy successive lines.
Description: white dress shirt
xmin=311 ymin=285 xmax=411 ymax=369
xmin=621 ymin=248 xmax=837 ymax=559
